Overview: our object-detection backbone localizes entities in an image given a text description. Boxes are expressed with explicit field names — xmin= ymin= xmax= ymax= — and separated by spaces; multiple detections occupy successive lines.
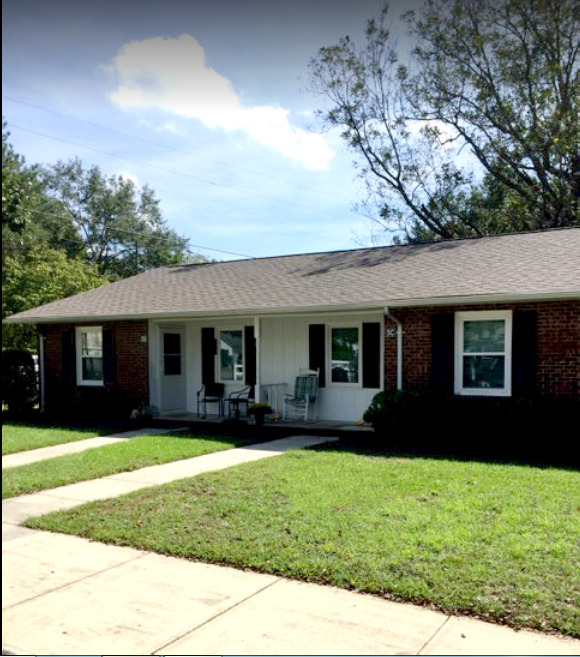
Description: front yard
xmin=2 ymin=431 xmax=252 ymax=499
xmin=25 ymin=445 xmax=580 ymax=637
xmin=2 ymin=422 xmax=103 ymax=455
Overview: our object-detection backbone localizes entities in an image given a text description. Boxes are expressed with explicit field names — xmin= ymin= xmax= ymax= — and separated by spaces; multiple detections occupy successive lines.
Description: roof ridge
xmin=169 ymin=226 xmax=580 ymax=268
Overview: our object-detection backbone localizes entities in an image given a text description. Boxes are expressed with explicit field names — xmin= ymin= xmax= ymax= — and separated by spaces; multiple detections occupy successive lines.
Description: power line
xmin=3 ymin=95 xmax=339 ymax=199
xmin=25 ymin=207 xmax=255 ymax=259
xmin=7 ymin=122 xmax=228 ymax=189
xmin=5 ymin=120 xmax=337 ymax=213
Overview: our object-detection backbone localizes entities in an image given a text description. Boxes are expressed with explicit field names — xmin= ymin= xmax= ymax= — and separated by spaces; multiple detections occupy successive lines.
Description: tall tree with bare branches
xmin=309 ymin=0 xmax=579 ymax=242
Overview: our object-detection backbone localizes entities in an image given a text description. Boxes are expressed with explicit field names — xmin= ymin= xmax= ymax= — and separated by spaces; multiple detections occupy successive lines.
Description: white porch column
xmin=254 ymin=316 xmax=261 ymax=402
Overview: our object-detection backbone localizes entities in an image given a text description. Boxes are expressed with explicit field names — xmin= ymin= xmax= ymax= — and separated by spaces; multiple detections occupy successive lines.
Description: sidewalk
xmin=2 ymin=427 xmax=186 ymax=469
xmin=3 ymin=433 xmax=579 ymax=655
xmin=3 ymin=531 xmax=578 ymax=656
xmin=2 ymin=435 xmax=336 ymax=526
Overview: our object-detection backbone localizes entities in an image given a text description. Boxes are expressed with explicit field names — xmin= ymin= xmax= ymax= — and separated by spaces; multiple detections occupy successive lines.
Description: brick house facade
xmin=35 ymin=300 xmax=579 ymax=419
xmin=7 ymin=230 xmax=579 ymax=422
xmin=384 ymin=301 xmax=580 ymax=399
xmin=40 ymin=320 xmax=149 ymax=415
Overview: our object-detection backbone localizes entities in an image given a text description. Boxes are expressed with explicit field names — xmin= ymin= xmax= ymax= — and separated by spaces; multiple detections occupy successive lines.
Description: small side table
xmin=227 ymin=396 xmax=249 ymax=420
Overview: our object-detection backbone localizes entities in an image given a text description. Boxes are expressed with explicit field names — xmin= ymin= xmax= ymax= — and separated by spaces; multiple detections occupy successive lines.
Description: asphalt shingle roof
xmin=6 ymin=229 xmax=580 ymax=323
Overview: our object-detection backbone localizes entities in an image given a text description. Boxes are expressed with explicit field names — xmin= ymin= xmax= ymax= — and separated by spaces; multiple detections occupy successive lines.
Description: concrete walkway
xmin=3 ymin=433 xmax=579 ymax=655
xmin=3 ymin=531 xmax=578 ymax=656
xmin=2 ymin=435 xmax=336 ymax=527
xmin=2 ymin=427 xmax=186 ymax=469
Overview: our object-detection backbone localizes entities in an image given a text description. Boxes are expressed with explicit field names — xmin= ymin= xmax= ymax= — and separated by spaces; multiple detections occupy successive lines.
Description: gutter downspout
xmin=384 ymin=307 xmax=403 ymax=391
xmin=38 ymin=331 xmax=45 ymax=413
xmin=254 ymin=317 xmax=261 ymax=403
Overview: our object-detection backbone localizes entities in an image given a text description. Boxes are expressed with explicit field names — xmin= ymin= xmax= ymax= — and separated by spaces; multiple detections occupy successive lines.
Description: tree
xmin=41 ymin=158 xmax=191 ymax=280
xmin=2 ymin=245 xmax=109 ymax=351
xmin=2 ymin=126 xmax=200 ymax=352
xmin=2 ymin=125 xmax=108 ymax=350
xmin=308 ymin=0 xmax=579 ymax=242
xmin=1 ymin=349 xmax=38 ymax=413
xmin=3 ymin=122 xmax=79 ymax=263
xmin=2 ymin=120 xmax=39 ymax=236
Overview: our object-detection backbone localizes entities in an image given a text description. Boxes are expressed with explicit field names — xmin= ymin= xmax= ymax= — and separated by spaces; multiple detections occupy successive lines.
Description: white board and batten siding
xmin=149 ymin=311 xmax=384 ymax=422
xmin=260 ymin=313 xmax=384 ymax=422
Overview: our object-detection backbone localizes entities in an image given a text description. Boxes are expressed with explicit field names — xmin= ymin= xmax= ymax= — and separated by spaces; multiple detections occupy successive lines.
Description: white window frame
xmin=454 ymin=310 xmax=512 ymax=397
xmin=217 ymin=328 xmax=245 ymax=383
xmin=75 ymin=326 xmax=104 ymax=387
xmin=327 ymin=323 xmax=362 ymax=388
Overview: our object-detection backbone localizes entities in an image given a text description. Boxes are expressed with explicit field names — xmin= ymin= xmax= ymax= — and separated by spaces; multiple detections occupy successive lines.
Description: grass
xmin=25 ymin=447 xmax=580 ymax=637
xmin=2 ymin=432 xmax=252 ymax=499
xmin=2 ymin=422 xmax=103 ymax=455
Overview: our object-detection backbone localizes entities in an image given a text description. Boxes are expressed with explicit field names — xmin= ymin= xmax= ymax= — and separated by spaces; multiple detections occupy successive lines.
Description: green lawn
xmin=25 ymin=448 xmax=580 ymax=637
xmin=3 ymin=433 xmax=252 ymax=499
xmin=2 ymin=423 xmax=102 ymax=455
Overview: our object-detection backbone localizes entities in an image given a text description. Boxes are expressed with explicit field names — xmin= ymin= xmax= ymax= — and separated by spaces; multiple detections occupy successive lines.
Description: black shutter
xmin=201 ymin=327 xmax=216 ymax=385
xmin=431 ymin=314 xmax=455 ymax=394
xmin=512 ymin=310 xmax=537 ymax=397
xmin=61 ymin=328 xmax=76 ymax=388
xmin=244 ymin=326 xmax=256 ymax=386
xmin=309 ymin=324 xmax=326 ymax=387
xmin=103 ymin=326 xmax=117 ymax=388
xmin=362 ymin=322 xmax=381 ymax=388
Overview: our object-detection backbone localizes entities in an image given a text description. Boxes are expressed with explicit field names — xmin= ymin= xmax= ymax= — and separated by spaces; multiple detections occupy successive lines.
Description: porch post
xmin=254 ymin=317 xmax=261 ymax=402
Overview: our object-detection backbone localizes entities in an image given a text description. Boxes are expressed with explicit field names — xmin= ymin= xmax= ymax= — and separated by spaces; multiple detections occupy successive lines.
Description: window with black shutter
xmin=201 ymin=327 xmax=216 ymax=385
xmin=309 ymin=324 xmax=326 ymax=387
xmin=362 ymin=322 xmax=381 ymax=389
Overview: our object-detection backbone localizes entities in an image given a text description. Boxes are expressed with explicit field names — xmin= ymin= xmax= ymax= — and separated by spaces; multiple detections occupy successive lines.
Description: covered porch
xmin=153 ymin=410 xmax=374 ymax=435
xmin=148 ymin=309 xmax=386 ymax=424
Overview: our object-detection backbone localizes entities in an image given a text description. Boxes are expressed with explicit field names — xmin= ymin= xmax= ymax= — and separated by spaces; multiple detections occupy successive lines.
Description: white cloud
xmin=105 ymin=34 xmax=334 ymax=170
xmin=409 ymin=119 xmax=459 ymax=150
xmin=118 ymin=171 xmax=139 ymax=186
xmin=138 ymin=118 xmax=182 ymax=135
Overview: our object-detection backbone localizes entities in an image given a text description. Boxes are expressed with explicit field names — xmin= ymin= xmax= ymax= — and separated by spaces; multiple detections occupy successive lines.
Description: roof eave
xmin=382 ymin=290 xmax=580 ymax=308
xmin=4 ymin=290 xmax=578 ymax=325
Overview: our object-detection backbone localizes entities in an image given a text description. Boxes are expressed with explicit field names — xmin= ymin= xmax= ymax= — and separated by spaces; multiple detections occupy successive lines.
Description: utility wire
xmin=3 ymin=95 xmax=339 ymax=199
xmin=25 ymin=207 xmax=255 ymax=259
xmin=5 ymin=120 xmax=337 ymax=213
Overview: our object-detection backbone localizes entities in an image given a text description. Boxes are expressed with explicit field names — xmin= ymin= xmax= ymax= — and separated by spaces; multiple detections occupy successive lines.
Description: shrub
xmin=363 ymin=389 xmax=579 ymax=465
xmin=1 ymin=349 xmax=38 ymax=413
xmin=363 ymin=389 xmax=430 ymax=440
xmin=59 ymin=387 xmax=133 ymax=424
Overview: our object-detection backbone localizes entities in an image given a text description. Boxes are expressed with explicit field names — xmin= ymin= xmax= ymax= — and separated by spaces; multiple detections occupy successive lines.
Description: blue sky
xmin=2 ymin=0 xmax=421 ymax=261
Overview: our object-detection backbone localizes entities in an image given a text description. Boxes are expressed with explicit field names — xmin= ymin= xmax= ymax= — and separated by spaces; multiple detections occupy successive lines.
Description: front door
xmin=160 ymin=328 xmax=186 ymax=412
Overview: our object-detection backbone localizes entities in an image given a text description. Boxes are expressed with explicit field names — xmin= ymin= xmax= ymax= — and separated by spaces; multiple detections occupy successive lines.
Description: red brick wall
xmin=384 ymin=301 xmax=579 ymax=399
xmin=115 ymin=321 xmax=149 ymax=407
xmin=40 ymin=320 xmax=149 ymax=414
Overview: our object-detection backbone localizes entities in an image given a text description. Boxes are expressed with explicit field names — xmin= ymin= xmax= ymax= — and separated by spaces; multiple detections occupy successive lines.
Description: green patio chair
xmin=283 ymin=369 xmax=319 ymax=422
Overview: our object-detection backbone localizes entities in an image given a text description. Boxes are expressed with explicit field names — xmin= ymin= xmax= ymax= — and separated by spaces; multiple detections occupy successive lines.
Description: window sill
xmin=455 ymin=388 xmax=511 ymax=397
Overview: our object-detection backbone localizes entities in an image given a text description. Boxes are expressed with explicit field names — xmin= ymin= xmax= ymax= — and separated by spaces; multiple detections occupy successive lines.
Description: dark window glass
xmin=163 ymin=333 xmax=181 ymax=376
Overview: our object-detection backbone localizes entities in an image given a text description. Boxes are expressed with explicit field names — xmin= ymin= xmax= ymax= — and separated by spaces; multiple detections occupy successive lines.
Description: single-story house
xmin=5 ymin=229 xmax=579 ymax=422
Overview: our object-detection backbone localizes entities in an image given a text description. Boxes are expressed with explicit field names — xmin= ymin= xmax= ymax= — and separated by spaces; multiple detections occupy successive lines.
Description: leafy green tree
xmin=2 ymin=120 xmax=39 ymax=236
xmin=2 ymin=126 xmax=201 ymax=351
xmin=41 ymin=158 xmax=191 ymax=279
xmin=308 ymin=0 xmax=579 ymax=242
xmin=2 ymin=245 xmax=108 ymax=351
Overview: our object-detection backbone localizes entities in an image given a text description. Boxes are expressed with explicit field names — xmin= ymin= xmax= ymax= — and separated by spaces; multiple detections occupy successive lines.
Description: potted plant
xmin=247 ymin=402 xmax=272 ymax=426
